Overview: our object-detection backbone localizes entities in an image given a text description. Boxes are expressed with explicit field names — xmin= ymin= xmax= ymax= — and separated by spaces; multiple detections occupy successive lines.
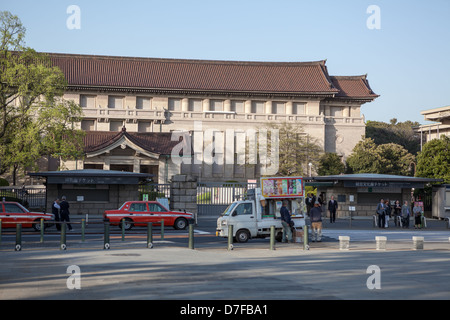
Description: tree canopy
xmin=416 ymin=135 xmax=450 ymax=183
xmin=0 ymin=11 xmax=84 ymax=184
xmin=346 ymin=138 xmax=415 ymax=176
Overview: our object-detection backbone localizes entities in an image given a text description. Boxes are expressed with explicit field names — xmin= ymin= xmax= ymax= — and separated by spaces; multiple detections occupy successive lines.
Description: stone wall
xmin=170 ymin=174 xmax=197 ymax=215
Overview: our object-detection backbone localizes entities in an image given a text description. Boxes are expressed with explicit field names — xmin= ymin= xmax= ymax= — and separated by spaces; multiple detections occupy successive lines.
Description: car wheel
xmin=235 ymin=229 xmax=250 ymax=243
xmin=32 ymin=219 xmax=42 ymax=232
xmin=174 ymin=217 xmax=188 ymax=230
xmin=120 ymin=218 xmax=133 ymax=231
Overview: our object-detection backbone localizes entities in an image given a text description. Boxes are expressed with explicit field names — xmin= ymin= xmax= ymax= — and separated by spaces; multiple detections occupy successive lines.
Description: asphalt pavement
xmin=1 ymin=215 xmax=450 ymax=304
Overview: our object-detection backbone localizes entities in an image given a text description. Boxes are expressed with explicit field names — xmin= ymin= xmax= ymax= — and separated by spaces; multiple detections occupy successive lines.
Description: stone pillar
xmin=170 ymin=174 xmax=198 ymax=216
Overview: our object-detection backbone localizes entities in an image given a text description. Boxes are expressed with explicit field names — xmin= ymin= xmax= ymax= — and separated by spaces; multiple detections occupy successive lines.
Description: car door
xmin=147 ymin=202 xmax=168 ymax=225
xmin=3 ymin=203 xmax=30 ymax=227
xmin=128 ymin=202 xmax=149 ymax=225
xmin=230 ymin=202 xmax=257 ymax=237
xmin=0 ymin=203 xmax=13 ymax=228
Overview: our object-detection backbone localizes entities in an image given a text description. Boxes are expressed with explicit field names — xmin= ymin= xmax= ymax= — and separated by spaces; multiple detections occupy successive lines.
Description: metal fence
xmin=0 ymin=187 xmax=46 ymax=210
xmin=197 ymin=182 xmax=258 ymax=216
xmin=138 ymin=184 xmax=170 ymax=200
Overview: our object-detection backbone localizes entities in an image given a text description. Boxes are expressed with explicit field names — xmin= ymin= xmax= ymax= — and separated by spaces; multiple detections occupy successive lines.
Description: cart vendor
xmin=280 ymin=200 xmax=293 ymax=243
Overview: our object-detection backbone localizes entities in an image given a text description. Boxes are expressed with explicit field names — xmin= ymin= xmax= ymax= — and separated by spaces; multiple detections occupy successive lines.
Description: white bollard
xmin=413 ymin=236 xmax=424 ymax=250
xmin=339 ymin=236 xmax=350 ymax=250
xmin=376 ymin=236 xmax=387 ymax=250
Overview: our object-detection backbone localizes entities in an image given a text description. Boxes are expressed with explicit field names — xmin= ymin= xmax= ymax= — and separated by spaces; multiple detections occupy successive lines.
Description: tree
xmin=317 ymin=153 xmax=345 ymax=176
xmin=366 ymin=118 xmax=421 ymax=155
xmin=416 ymin=135 xmax=450 ymax=183
xmin=346 ymin=138 xmax=415 ymax=176
xmin=261 ymin=122 xmax=323 ymax=176
xmin=0 ymin=11 xmax=84 ymax=184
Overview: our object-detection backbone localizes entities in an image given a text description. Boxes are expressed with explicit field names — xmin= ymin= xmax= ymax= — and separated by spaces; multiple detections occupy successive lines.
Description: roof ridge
xmin=45 ymin=51 xmax=327 ymax=67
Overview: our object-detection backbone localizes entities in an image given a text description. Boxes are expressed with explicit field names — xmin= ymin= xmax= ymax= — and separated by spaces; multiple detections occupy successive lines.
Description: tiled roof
xmin=48 ymin=53 xmax=343 ymax=96
xmin=84 ymin=129 xmax=189 ymax=156
xmin=330 ymin=75 xmax=379 ymax=100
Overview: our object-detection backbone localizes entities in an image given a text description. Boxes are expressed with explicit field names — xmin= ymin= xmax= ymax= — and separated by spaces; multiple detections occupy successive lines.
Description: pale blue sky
xmin=3 ymin=0 xmax=450 ymax=124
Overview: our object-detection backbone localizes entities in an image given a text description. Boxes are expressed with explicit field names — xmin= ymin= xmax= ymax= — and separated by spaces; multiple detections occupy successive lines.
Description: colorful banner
xmin=260 ymin=177 xmax=304 ymax=198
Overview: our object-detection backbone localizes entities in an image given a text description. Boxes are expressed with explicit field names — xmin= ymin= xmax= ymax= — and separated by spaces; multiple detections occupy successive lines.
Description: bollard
xmin=376 ymin=236 xmax=387 ymax=251
xmin=147 ymin=222 xmax=153 ymax=248
xmin=303 ymin=225 xmax=309 ymax=250
xmin=121 ymin=218 xmax=125 ymax=241
xmin=339 ymin=236 xmax=350 ymax=250
xmin=161 ymin=219 xmax=164 ymax=240
xmin=104 ymin=220 xmax=110 ymax=250
xmin=15 ymin=224 xmax=22 ymax=251
xmin=188 ymin=223 xmax=194 ymax=249
xmin=81 ymin=219 xmax=86 ymax=242
xmin=228 ymin=224 xmax=234 ymax=251
xmin=60 ymin=223 xmax=67 ymax=250
xmin=413 ymin=236 xmax=424 ymax=250
xmin=40 ymin=218 xmax=44 ymax=243
xmin=270 ymin=225 xmax=275 ymax=251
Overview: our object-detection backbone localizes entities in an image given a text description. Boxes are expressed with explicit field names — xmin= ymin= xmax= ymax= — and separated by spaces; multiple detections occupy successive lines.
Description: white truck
xmin=216 ymin=177 xmax=306 ymax=243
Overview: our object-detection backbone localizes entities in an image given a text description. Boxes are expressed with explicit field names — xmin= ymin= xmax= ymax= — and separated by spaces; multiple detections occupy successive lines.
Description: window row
xmin=79 ymin=95 xmax=307 ymax=115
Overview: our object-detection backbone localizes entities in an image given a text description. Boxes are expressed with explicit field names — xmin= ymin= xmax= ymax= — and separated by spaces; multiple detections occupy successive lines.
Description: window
xmin=110 ymin=121 xmax=124 ymax=132
xmin=138 ymin=121 xmax=151 ymax=132
xmin=234 ymin=203 xmax=253 ymax=215
xmin=189 ymin=99 xmax=203 ymax=112
xmin=272 ymin=102 xmax=285 ymax=114
xmin=4 ymin=203 xmax=25 ymax=213
xmin=210 ymin=100 xmax=224 ymax=111
xmin=293 ymin=102 xmax=305 ymax=115
xmin=230 ymin=100 xmax=244 ymax=113
xmin=80 ymin=95 xmax=96 ymax=108
xmin=136 ymin=97 xmax=151 ymax=109
xmin=108 ymin=96 xmax=124 ymax=109
xmin=148 ymin=203 xmax=167 ymax=212
xmin=130 ymin=203 xmax=147 ymax=212
xmin=168 ymin=98 xmax=181 ymax=111
xmin=81 ymin=120 xmax=95 ymax=131
xmin=251 ymin=101 xmax=264 ymax=114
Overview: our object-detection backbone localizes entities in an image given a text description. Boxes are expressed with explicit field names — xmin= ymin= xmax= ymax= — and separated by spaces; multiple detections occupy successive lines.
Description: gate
xmin=197 ymin=181 xmax=257 ymax=216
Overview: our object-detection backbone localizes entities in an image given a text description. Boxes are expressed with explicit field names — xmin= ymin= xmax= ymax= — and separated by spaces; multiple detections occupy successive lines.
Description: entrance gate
xmin=197 ymin=182 xmax=257 ymax=216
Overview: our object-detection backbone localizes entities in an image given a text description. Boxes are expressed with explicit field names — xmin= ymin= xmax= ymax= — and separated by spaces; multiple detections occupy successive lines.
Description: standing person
xmin=413 ymin=202 xmax=422 ymax=229
xmin=59 ymin=196 xmax=73 ymax=231
xmin=280 ymin=200 xmax=293 ymax=243
xmin=328 ymin=195 xmax=338 ymax=223
xmin=401 ymin=200 xmax=410 ymax=228
xmin=309 ymin=201 xmax=323 ymax=242
xmin=305 ymin=193 xmax=313 ymax=214
xmin=52 ymin=198 xmax=61 ymax=231
xmin=384 ymin=199 xmax=392 ymax=228
xmin=393 ymin=200 xmax=402 ymax=227
xmin=376 ymin=198 xmax=386 ymax=228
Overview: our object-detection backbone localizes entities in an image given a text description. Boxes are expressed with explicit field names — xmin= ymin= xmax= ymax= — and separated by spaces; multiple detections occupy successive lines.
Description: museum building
xmin=45 ymin=53 xmax=378 ymax=183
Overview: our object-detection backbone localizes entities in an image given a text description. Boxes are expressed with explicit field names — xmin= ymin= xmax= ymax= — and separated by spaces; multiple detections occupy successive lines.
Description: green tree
xmin=346 ymin=138 xmax=415 ymax=176
xmin=0 ymin=11 xmax=84 ymax=184
xmin=366 ymin=118 xmax=421 ymax=155
xmin=416 ymin=135 xmax=450 ymax=183
xmin=317 ymin=152 xmax=345 ymax=176
xmin=261 ymin=122 xmax=323 ymax=176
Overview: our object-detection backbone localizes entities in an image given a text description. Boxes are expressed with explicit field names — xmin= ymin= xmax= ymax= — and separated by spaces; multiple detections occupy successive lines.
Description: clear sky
xmin=3 ymin=0 xmax=450 ymax=124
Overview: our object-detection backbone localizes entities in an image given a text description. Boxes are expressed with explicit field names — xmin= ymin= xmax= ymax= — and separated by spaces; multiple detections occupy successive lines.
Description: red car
xmin=104 ymin=201 xmax=194 ymax=230
xmin=0 ymin=201 xmax=54 ymax=231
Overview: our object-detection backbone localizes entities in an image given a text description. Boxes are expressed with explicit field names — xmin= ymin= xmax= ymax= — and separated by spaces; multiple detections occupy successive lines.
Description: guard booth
xmin=29 ymin=169 xmax=152 ymax=215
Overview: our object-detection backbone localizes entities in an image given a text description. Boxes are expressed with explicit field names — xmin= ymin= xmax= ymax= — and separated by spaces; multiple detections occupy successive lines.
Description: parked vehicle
xmin=0 ymin=201 xmax=54 ymax=231
xmin=104 ymin=201 xmax=194 ymax=230
xmin=216 ymin=177 xmax=306 ymax=243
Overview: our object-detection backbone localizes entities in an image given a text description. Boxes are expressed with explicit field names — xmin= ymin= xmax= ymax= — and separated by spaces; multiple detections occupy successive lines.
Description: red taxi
xmin=0 ymin=201 xmax=54 ymax=231
xmin=104 ymin=201 xmax=194 ymax=230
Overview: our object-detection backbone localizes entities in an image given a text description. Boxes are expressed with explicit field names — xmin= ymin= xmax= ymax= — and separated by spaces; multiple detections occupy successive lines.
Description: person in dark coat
xmin=280 ymin=200 xmax=293 ymax=243
xmin=328 ymin=195 xmax=338 ymax=223
xmin=59 ymin=196 xmax=73 ymax=231
xmin=52 ymin=198 xmax=61 ymax=231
